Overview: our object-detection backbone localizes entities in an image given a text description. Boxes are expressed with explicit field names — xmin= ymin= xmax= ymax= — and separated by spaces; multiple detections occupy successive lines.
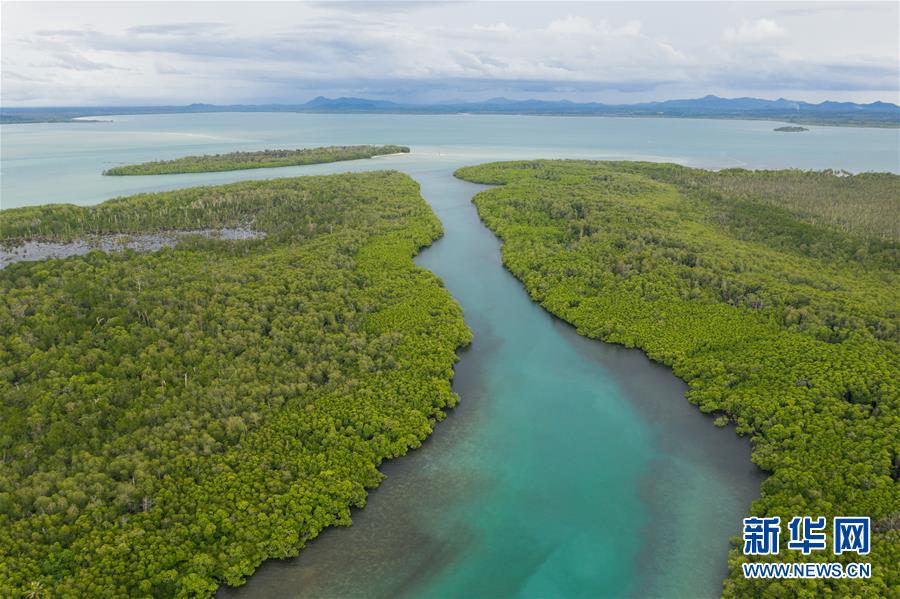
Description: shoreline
xmin=221 ymin=169 xmax=765 ymax=599
xmin=469 ymin=189 xmax=768 ymax=596
xmin=101 ymin=145 xmax=410 ymax=176
xmin=1 ymin=110 xmax=896 ymax=129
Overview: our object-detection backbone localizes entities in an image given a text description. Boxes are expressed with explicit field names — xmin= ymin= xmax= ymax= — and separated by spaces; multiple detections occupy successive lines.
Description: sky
xmin=2 ymin=1 xmax=898 ymax=107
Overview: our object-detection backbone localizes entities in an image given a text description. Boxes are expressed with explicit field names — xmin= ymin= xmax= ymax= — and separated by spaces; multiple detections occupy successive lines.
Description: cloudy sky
xmin=2 ymin=1 xmax=898 ymax=106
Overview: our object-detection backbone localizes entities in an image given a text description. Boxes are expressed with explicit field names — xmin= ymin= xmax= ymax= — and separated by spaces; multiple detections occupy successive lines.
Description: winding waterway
xmin=222 ymin=167 xmax=763 ymax=598
xmin=3 ymin=113 xmax=896 ymax=597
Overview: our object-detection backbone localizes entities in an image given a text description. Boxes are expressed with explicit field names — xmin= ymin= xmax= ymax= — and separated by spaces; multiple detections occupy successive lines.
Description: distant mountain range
xmin=2 ymin=95 xmax=898 ymax=127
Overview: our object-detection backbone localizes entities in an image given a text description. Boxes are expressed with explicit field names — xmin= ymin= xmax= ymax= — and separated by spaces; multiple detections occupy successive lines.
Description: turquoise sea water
xmin=2 ymin=113 xmax=896 ymax=597
xmin=2 ymin=113 xmax=898 ymax=209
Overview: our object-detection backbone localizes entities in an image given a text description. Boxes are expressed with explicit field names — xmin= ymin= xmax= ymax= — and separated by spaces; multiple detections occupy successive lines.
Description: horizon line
xmin=3 ymin=93 xmax=900 ymax=110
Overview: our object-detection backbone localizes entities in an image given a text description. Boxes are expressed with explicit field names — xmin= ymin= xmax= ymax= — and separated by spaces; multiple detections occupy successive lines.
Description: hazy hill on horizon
xmin=2 ymin=94 xmax=898 ymax=127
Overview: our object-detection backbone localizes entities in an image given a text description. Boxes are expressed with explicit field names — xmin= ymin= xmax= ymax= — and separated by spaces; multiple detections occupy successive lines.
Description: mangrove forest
xmin=0 ymin=171 xmax=470 ymax=596
xmin=455 ymin=160 xmax=899 ymax=597
xmin=102 ymin=145 xmax=410 ymax=176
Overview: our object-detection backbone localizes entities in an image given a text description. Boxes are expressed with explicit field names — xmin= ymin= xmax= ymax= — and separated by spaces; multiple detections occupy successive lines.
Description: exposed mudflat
xmin=0 ymin=227 xmax=264 ymax=269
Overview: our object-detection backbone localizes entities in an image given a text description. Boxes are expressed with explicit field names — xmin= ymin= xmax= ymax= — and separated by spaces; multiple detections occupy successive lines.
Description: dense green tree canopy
xmin=455 ymin=160 xmax=899 ymax=597
xmin=0 ymin=171 xmax=470 ymax=596
xmin=102 ymin=145 xmax=410 ymax=175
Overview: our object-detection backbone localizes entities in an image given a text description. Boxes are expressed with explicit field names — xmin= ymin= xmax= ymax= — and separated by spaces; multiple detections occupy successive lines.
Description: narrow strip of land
xmin=103 ymin=145 xmax=409 ymax=175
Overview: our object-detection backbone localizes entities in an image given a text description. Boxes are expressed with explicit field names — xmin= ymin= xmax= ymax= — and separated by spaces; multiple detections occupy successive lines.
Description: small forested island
xmin=0 ymin=172 xmax=470 ymax=596
xmin=455 ymin=161 xmax=899 ymax=597
xmin=102 ymin=145 xmax=409 ymax=175
xmin=774 ymin=126 xmax=809 ymax=132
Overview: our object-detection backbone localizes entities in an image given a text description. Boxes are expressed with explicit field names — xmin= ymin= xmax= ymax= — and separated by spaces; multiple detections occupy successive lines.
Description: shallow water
xmin=3 ymin=112 xmax=893 ymax=597
xmin=2 ymin=112 xmax=897 ymax=209
xmin=217 ymin=166 xmax=763 ymax=599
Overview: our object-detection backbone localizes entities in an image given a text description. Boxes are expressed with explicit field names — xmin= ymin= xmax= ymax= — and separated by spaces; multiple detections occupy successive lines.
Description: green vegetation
xmin=455 ymin=160 xmax=899 ymax=597
xmin=102 ymin=145 xmax=409 ymax=176
xmin=774 ymin=126 xmax=809 ymax=132
xmin=606 ymin=165 xmax=900 ymax=242
xmin=0 ymin=171 xmax=470 ymax=596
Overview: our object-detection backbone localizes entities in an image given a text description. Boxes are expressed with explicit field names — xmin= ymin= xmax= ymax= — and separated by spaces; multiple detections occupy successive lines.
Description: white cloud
xmin=723 ymin=18 xmax=787 ymax=43
xmin=1 ymin=2 xmax=896 ymax=105
xmin=547 ymin=16 xmax=597 ymax=35
xmin=473 ymin=23 xmax=512 ymax=33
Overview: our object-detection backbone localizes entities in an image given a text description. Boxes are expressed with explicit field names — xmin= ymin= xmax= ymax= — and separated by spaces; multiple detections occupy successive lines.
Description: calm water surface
xmin=2 ymin=112 xmax=897 ymax=208
xmin=3 ymin=113 xmax=895 ymax=597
